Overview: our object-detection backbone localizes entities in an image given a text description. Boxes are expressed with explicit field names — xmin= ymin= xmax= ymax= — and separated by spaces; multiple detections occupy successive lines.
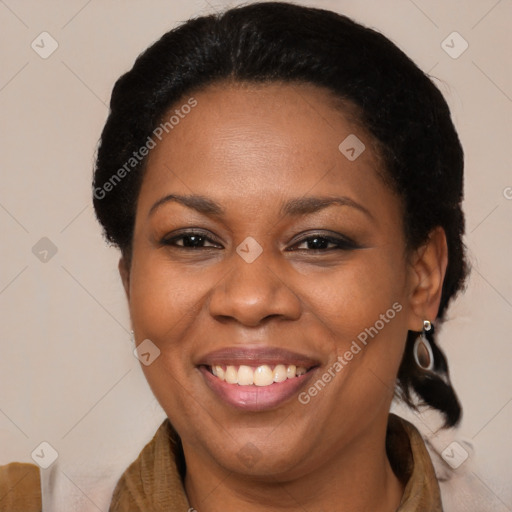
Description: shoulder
xmin=0 ymin=462 xmax=41 ymax=512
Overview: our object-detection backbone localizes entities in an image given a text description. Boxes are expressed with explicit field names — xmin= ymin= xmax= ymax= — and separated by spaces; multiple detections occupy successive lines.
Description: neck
xmin=183 ymin=418 xmax=404 ymax=512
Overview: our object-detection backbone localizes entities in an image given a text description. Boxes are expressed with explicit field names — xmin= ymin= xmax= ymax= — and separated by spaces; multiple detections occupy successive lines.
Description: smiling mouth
xmin=199 ymin=359 xmax=318 ymax=411
xmin=205 ymin=364 xmax=312 ymax=386
xmin=197 ymin=347 xmax=320 ymax=410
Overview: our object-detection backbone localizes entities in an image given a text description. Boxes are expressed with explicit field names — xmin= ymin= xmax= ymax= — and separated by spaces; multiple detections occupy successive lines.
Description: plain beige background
xmin=1 ymin=0 xmax=511 ymax=510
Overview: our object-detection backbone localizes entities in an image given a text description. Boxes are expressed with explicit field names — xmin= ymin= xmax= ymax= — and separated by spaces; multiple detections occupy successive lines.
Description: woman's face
xmin=124 ymin=81 xmax=425 ymax=479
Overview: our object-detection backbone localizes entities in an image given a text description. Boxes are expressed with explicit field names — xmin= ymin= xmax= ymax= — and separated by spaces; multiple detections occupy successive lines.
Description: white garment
xmin=392 ymin=404 xmax=511 ymax=512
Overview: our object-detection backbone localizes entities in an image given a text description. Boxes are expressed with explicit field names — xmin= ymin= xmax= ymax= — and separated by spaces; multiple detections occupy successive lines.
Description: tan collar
xmin=109 ymin=413 xmax=443 ymax=511
xmin=387 ymin=414 xmax=443 ymax=511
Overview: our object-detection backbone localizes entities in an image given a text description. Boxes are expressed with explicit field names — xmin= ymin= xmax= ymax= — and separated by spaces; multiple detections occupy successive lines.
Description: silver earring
xmin=130 ymin=330 xmax=135 ymax=345
xmin=413 ymin=320 xmax=434 ymax=371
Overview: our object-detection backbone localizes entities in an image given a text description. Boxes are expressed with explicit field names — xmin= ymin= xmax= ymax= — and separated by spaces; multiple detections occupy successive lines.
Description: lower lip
xmin=199 ymin=366 xmax=316 ymax=412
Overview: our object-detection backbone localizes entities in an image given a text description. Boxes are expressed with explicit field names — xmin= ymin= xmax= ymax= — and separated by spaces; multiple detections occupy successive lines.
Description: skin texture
xmin=119 ymin=81 xmax=448 ymax=511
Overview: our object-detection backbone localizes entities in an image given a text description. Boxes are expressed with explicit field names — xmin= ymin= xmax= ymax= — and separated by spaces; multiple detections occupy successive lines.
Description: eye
xmin=160 ymin=230 xmax=359 ymax=252
xmin=289 ymin=233 xmax=358 ymax=252
xmin=160 ymin=230 xmax=222 ymax=249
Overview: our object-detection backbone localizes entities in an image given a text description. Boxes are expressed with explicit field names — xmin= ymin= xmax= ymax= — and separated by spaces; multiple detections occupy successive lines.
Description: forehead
xmin=137 ymin=81 xmax=391 ymax=218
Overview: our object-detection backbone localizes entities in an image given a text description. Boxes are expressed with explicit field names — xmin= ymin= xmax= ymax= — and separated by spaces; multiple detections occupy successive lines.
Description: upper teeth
xmin=211 ymin=364 xmax=308 ymax=386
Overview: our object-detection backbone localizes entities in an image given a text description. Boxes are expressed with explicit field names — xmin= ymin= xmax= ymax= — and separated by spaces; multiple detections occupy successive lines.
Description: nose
xmin=208 ymin=248 xmax=302 ymax=327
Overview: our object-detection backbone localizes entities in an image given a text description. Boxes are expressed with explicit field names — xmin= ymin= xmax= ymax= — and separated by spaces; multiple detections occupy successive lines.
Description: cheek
xmin=128 ymin=250 xmax=211 ymax=339
xmin=302 ymin=247 xmax=408 ymax=340
xmin=298 ymin=246 xmax=409 ymax=410
xmin=127 ymin=251 xmax=213 ymax=424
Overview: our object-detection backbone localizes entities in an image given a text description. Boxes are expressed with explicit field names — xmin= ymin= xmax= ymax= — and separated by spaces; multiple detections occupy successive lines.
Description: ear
xmin=118 ymin=257 xmax=130 ymax=301
xmin=406 ymin=226 xmax=448 ymax=331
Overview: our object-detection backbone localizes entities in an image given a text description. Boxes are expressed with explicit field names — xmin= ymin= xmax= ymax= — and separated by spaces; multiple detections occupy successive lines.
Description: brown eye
xmin=161 ymin=231 xmax=221 ymax=249
xmin=289 ymin=233 xmax=359 ymax=252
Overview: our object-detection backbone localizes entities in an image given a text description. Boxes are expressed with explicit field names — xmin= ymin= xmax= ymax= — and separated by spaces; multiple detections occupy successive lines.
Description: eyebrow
xmin=148 ymin=194 xmax=374 ymax=220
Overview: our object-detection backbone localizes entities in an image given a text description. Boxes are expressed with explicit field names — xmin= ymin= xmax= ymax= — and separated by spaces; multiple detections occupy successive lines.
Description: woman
xmin=0 ymin=2 xmax=468 ymax=510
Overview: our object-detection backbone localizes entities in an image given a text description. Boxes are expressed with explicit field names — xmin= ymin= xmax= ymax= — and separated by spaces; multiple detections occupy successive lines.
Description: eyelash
xmin=160 ymin=230 xmax=359 ymax=252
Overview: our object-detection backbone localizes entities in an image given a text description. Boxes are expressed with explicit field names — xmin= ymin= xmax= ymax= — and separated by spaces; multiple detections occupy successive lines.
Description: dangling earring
xmin=130 ymin=330 xmax=135 ymax=345
xmin=413 ymin=320 xmax=434 ymax=371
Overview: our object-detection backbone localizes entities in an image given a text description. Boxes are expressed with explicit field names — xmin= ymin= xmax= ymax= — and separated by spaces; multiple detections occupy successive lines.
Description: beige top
xmin=0 ymin=414 xmax=442 ymax=511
